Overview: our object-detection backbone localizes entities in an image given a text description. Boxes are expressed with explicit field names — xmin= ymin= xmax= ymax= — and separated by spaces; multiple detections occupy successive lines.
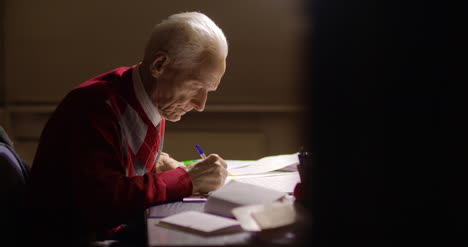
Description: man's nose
xmin=192 ymin=93 xmax=207 ymax=112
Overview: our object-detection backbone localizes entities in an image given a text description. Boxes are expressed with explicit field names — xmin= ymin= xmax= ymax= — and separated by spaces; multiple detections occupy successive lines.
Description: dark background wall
xmin=0 ymin=1 xmax=4 ymax=107
xmin=0 ymin=0 xmax=308 ymax=164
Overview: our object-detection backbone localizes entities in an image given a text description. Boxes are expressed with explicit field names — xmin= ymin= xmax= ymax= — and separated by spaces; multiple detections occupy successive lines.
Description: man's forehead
xmin=193 ymin=68 xmax=223 ymax=89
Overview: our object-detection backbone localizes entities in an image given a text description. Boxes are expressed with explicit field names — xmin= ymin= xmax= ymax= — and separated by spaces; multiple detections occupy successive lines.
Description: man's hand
xmin=156 ymin=152 xmax=185 ymax=173
xmin=183 ymin=154 xmax=228 ymax=194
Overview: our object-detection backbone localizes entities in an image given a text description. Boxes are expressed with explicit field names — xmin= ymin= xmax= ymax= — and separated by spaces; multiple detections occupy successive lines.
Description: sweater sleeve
xmin=67 ymin=96 xmax=193 ymax=230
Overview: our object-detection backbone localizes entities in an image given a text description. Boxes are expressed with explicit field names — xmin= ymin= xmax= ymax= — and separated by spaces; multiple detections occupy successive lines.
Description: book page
xmin=158 ymin=211 xmax=241 ymax=235
xmin=226 ymin=153 xmax=299 ymax=176
xmin=204 ymin=180 xmax=287 ymax=218
xmin=226 ymin=172 xmax=301 ymax=193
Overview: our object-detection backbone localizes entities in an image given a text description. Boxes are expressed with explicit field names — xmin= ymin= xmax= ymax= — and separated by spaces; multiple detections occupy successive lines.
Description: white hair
xmin=143 ymin=12 xmax=228 ymax=68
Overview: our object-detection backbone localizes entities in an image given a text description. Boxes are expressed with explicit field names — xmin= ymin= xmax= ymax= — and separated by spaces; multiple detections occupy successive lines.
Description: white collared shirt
xmin=132 ymin=63 xmax=162 ymax=127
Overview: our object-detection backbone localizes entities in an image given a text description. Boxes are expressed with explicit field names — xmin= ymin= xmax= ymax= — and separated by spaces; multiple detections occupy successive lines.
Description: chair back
xmin=0 ymin=129 xmax=30 ymax=245
xmin=0 ymin=143 xmax=29 ymax=184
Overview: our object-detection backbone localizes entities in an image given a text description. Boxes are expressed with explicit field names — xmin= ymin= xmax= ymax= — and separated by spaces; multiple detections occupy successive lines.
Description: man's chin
xmin=162 ymin=113 xmax=182 ymax=122
xmin=166 ymin=117 xmax=181 ymax=122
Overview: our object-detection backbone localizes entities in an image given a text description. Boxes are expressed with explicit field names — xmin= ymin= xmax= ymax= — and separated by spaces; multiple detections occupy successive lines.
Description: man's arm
xmin=67 ymin=101 xmax=193 ymax=230
xmin=154 ymin=152 xmax=229 ymax=193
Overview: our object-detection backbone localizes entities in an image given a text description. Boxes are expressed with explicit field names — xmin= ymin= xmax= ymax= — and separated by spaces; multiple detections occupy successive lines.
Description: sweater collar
xmin=132 ymin=63 xmax=162 ymax=127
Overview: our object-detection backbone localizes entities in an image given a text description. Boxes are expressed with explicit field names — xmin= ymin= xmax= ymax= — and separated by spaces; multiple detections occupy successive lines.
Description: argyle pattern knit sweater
xmin=28 ymin=66 xmax=192 ymax=241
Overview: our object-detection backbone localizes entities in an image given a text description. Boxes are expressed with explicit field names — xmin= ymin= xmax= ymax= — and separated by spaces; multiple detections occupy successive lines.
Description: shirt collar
xmin=132 ymin=63 xmax=162 ymax=127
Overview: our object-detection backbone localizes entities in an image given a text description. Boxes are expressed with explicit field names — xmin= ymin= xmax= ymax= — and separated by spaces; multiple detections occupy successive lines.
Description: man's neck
xmin=138 ymin=62 xmax=156 ymax=96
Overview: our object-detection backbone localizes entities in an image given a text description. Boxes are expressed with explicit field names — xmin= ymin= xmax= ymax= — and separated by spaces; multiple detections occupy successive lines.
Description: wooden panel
xmin=4 ymin=0 xmax=305 ymax=105
xmin=2 ymin=105 xmax=306 ymax=165
xmin=0 ymin=108 xmax=7 ymax=127
xmin=13 ymin=141 xmax=36 ymax=168
xmin=9 ymin=112 xmax=51 ymax=139
xmin=0 ymin=1 xmax=4 ymax=106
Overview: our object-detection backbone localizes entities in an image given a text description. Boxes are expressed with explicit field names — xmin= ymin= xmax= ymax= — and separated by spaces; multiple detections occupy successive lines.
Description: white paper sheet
xmin=226 ymin=153 xmax=299 ymax=176
xmin=226 ymin=172 xmax=300 ymax=193
xmin=250 ymin=201 xmax=297 ymax=230
xmin=232 ymin=200 xmax=297 ymax=231
xmin=204 ymin=180 xmax=287 ymax=218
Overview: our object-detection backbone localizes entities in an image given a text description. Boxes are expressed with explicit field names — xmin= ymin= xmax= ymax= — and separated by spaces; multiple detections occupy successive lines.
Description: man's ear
xmin=150 ymin=51 xmax=170 ymax=78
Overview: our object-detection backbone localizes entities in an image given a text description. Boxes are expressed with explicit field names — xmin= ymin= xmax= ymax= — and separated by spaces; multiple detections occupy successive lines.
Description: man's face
xmin=151 ymin=58 xmax=226 ymax=122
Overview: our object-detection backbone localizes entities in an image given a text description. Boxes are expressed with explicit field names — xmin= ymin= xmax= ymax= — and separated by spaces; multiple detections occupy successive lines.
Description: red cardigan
xmin=29 ymin=66 xmax=192 ymax=240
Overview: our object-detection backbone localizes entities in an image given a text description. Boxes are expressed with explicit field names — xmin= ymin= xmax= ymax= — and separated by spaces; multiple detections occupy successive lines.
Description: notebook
xmin=204 ymin=180 xmax=287 ymax=218
xmin=158 ymin=211 xmax=242 ymax=236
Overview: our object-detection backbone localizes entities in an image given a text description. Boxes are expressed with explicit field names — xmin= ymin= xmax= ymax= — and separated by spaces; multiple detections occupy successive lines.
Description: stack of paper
xmin=158 ymin=153 xmax=301 ymax=235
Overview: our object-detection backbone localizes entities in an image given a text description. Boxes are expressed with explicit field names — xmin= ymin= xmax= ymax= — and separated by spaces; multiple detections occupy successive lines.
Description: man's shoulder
xmin=74 ymin=66 xmax=133 ymax=92
xmin=68 ymin=66 xmax=134 ymax=100
xmin=56 ymin=66 xmax=135 ymax=115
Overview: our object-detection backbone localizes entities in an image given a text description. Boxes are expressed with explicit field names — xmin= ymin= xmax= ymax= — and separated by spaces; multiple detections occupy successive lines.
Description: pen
xmin=195 ymin=144 xmax=232 ymax=176
xmin=195 ymin=144 xmax=207 ymax=159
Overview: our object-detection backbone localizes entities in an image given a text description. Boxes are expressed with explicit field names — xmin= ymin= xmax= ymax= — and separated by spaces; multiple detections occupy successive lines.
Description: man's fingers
xmin=204 ymin=153 xmax=219 ymax=162
xmin=186 ymin=153 xmax=229 ymax=193
xmin=204 ymin=154 xmax=228 ymax=169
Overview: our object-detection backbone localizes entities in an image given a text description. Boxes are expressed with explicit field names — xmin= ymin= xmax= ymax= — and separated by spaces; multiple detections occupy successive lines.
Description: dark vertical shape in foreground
xmin=307 ymin=0 xmax=464 ymax=245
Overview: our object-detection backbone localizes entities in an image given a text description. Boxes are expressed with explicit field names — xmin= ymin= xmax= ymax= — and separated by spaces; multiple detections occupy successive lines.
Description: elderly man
xmin=27 ymin=12 xmax=228 ymax=245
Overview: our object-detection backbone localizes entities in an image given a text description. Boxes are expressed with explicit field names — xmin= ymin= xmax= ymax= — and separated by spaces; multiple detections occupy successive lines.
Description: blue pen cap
xmin=195 ymin=144 xmax=204 ymax=155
